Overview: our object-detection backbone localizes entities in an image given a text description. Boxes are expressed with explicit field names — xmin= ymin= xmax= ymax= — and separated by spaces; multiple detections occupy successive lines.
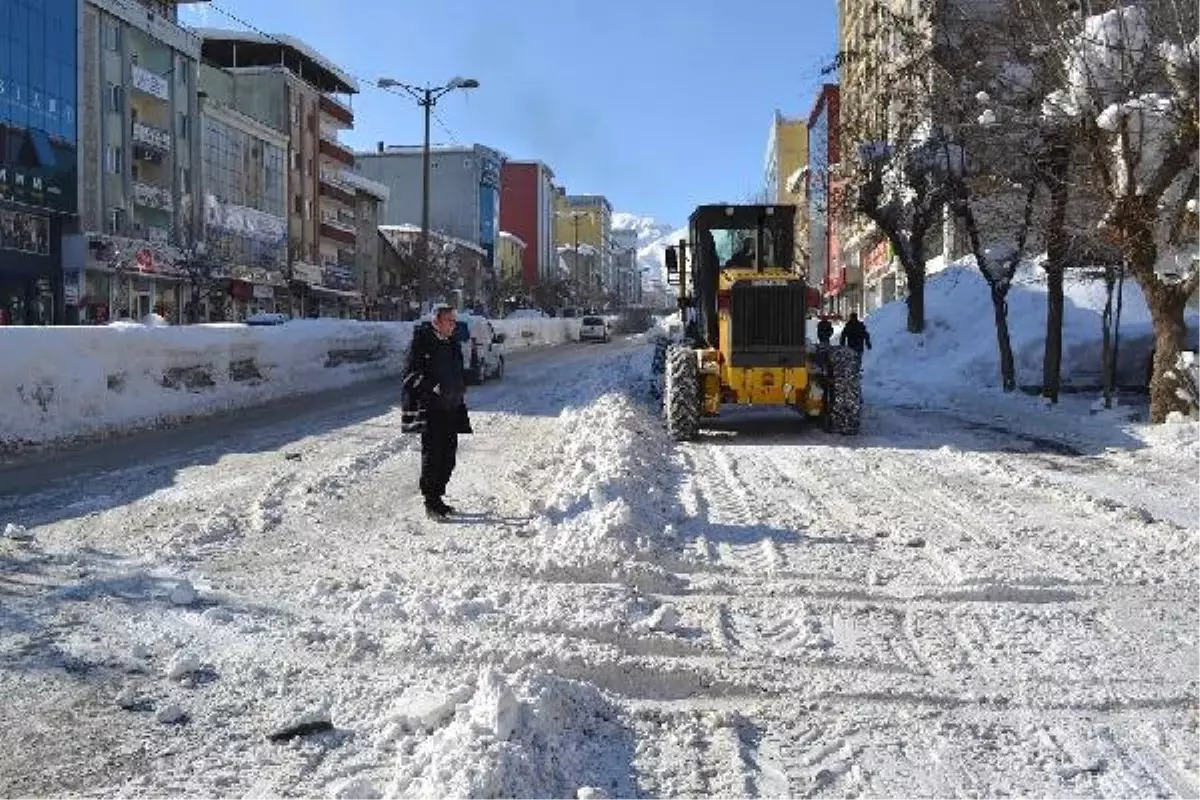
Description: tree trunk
xmin=1040 ymin=138 xmax=1071 ymax=405
xmin=1041 ymin=266 xmax=1065 ymax=404
xmin=1146 ymin=288 xmax=1192 ymax=422
xmin=1123 ymin=205 xmax=1197 ymax=423
xmin=1100 ymin=265 xmax=1116 ymax=408
xmin=904 ymin=264 xmax=926 ymax=334
xmin=992 ymin=286 xmax=1016 ymax=391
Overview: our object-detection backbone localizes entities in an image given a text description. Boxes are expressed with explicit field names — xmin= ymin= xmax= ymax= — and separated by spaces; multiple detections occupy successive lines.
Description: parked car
xmin=421 ymin=312 xmax=507 ymax=384
xmin=245 ymin=312 xmax=289 ymax=326
xmin=579 ymin=315 xmax=610 ymax=343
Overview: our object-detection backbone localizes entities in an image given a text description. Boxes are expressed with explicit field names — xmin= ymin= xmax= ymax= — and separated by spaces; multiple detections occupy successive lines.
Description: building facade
xmin=764 ymin=110 xmax=809 ymax=277
xmin=553 ymin=191 xmax=612 ymax=300
xmin=355 ymin=143 xmax=504 ymax=286
xmin=198 ymin=88 xmax=287 ymax=319
xmin=497 ymin=231 xmax=525 ymax=284
xmin=499 ymin=160 xmax=555 ymax=287
xmin=807 ymin=84 xmax=855 ymax=314
xmin=610 ymin=227 xmax=638 ymax=306
xmin=377 ymin=224 xmax=487 ymax=316
xmin=197 ymin=30 xmax=363 ymax=318
xmin=337 ymin=168 xmax=388 ymax=317
xmin=79 ymin=0 xmax=206 ymax=324
xmin=0 ymin=0 xmax=80 ymax=325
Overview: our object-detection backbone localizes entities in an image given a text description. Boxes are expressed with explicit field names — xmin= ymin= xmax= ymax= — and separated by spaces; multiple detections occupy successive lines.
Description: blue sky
xmin=182 ymin=0 xmax=839 ymax=226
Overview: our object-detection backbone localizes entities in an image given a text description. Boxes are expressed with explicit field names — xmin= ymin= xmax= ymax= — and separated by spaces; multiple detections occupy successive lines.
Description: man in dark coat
xmin=816 ymin=316 xmax=834 ymax=347
xmin=839 ymin=312 xmax=872 ymax=356
xmin=402 ymin=304 xmax=472 ymax=521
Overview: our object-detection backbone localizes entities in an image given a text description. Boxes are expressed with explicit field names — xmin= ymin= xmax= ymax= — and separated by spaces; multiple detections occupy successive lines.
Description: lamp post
xmin=555 ymin=209 xmax=591 ymax=302
xmin=377 ymin=76 xmax=479 ymax=309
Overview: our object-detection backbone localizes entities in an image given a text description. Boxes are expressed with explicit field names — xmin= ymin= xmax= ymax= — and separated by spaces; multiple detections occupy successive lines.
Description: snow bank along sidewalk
xmin=0 ymin=316 xmax=585 ymax=452
xmin=0 ymin=320 xmax=415 ymax=451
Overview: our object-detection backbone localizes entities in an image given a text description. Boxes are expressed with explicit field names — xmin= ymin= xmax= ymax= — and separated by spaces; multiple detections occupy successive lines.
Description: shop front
xmin=0 ymin=206 xmax=63 ymax=325
xmin=82 ymin=235 xmax=185 ymax=323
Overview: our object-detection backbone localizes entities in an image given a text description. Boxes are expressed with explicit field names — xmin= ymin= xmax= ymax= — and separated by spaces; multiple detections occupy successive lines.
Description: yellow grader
xmin=655 ymin=203 xmax=861 ymax=440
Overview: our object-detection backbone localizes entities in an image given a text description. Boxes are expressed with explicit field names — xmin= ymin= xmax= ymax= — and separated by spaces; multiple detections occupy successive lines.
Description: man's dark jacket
xmin=402 ymin=323 xmax=472 ymax=434
xmin=839 ymin=319 xmax=872 ymax=354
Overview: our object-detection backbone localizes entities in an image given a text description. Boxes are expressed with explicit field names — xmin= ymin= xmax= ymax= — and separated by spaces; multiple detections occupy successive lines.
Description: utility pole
xmin=377 ymin=76 xmax=479 ymax=310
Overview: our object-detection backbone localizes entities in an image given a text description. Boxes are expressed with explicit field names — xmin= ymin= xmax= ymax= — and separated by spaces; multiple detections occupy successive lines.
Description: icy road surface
xmin=0 ymin=337 xmax=1196 ymax=798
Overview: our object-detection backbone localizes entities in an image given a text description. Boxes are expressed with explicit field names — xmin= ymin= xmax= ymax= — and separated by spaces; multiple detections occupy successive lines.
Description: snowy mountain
xmin=611 ymin=212 xmax=686 ymax=285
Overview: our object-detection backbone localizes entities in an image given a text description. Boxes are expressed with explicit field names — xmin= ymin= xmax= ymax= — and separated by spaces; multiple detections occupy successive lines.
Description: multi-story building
xmin=196 ymin=29 xmax=363 ymax=317
xmin=553 ymin=191 xmax=612 ymax=299
xmin=355 ymin=143 xmax=504 ymax=301
xmin=497 ymin=231 xmax=526 ymax=285
xmin=610 ymin=227 xmax=638 ymax=306
xmin=0 ymin=0 xmax=79 ymax=325
xmin=377 ymin=224 xmax=487 ymax=316
xmin=764 ymin=110 xmax=809 ymax=278
xmin=339 ymin=169 xmax=388 ymax=317
xmin=79 ymin=0 xmax=207 ymax=323
xmin=499 ymin=160 xmax=555 ymax=287
xmin=807 ymin=84 xmax=854 ymax=315
xmin=197 ymin=77 xmax=287 ymax=320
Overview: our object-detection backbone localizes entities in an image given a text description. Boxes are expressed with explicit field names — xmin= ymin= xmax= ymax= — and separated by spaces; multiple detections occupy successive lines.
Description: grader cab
xmin=656 ymin=203 xmax=862 ymax=440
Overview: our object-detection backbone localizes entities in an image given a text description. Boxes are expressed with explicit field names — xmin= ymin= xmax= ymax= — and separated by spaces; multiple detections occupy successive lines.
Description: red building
xmin=499 ymin=161 xmax=556 ymax=287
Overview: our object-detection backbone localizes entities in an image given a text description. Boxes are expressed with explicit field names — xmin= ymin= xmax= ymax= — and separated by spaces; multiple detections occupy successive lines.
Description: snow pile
xmin=493 ymin=317 xmax=583 ymax=351
xmin=386 ymin=668 xmax=635 ymax=799
xmin=863 ymin=262 xmax=1199 ymax=396
xmin=0 ymin=319 xmax=414 ymax=448
xmin=1172 ymin=350 xmax=1200 ymax=417
xmin=522 ymin=350 xmax=682 ymax=587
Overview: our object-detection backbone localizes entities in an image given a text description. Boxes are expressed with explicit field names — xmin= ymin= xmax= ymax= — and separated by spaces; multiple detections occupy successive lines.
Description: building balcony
xmin=320 ymin=94 xmax=354 ymax=127
xmin=131 ymin=64 xmax=170 ymax=102
xmin=132 ymin=121 xmax=171 ymax=154
xmin=321 ymin=209 xmax=356 ymax=233
xmin=320 ymin=221 xmax=357 ymax=246
xmin=133 ymin=181 xmax=173 ymax=212
xmin=319 ymin=180 xmax=355 ymax=206
xmin=318 ymin=135 xmax=355 ymax=167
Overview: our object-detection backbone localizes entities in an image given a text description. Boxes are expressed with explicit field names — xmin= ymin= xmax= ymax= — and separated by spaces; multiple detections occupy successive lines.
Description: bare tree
xmin=839 ymin=0 xmax=956 ymax=333
xmin=175 ymin=240 xmax=225 ymax=324
xmin=1040 ymin=0 xmax=1198 ymax=421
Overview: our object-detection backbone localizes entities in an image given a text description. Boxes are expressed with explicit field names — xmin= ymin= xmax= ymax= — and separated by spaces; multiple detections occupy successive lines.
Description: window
xmin=105 ymin=146 xmax=123 ymax=174
xmin=294 ymin=195 xmax=303 ymax=215
xmin=109 ymin=208 xmax=125 ymax=234
xmin=103 ymin=18 xmax=121 ymax=52
xmin=180 ymin=167 xmax=191 ymax=193
xmin=178 ymin=112 xmax=189 ymax=139
xmin=107 ymin=84 xmax=124 ymax=113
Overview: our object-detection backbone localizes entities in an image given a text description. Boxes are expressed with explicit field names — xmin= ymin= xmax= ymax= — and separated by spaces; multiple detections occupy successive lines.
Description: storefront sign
xmin=322 ymin=263 xmax=357 ymax=291
xmin=252 ymin=284 xmax=274 ymax=300
xmin=0 ymin=207 xmax=50 ymax=255
xmin=131 ymin=65 xmax=170 ymax=101
xmin=292 ymin=261 xmax=322 ymax=285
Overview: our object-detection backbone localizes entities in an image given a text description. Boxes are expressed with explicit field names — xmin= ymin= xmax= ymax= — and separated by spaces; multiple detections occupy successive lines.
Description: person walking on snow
xmin=402 ymin=303 xmax=472 ymax=521
xmin=816 ymin=316 xmax=834 ymax=347
xmin=839 ymin=312 xmax=872 ymax=357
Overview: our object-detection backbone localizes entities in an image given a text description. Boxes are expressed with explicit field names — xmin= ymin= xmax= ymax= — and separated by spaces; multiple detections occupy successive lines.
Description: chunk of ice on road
xmin=634 ymin=603 xmax=681 ymax=634
xmin=393 ymin=683 xmax=473 ymax=733
xmin=470 ymin=668 xmax=521 ymax=741
xmin=156 ymin=703 xmax=186 ymax=724
xmin=166 ymin=651 xmax=202 ymax=680
xmin=3 ymin=523 xmax=32 ymax=540
xmin=169 ymin=580 xmax=198 ymax=606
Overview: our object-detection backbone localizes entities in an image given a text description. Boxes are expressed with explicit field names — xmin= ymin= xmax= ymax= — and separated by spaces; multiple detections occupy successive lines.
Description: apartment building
xmin=79 ymin=0 xmax=207 ymax=323
xmin=497 ymin=231 xmax=526 ymax=285
xmin=197 ymin=79 xmax=287 ymax=319
xmin=764 ymin=111 xmax=809 ymax=279
xmin=553 ymin=191 xmax=612 ymax=299
xmin=355 ymin=143 xmax=505 ymax=302
xmin=0 ymin=0 xmax=79 ymax=325
xmin=610 ymin=227 xmax=639 ymax=306
xmin=499 ymin=160 xmax=556 ymax=287
xmin=196 ymin=29 xmax=364 ymax=317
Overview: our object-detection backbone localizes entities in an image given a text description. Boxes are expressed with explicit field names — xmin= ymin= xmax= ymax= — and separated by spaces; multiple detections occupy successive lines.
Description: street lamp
xmin=377 ymin=76 xmax=479 ymax=308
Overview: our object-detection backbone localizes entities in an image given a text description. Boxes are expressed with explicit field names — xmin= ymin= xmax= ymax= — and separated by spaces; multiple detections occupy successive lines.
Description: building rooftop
xmin=195 ymin=28 xmax=358 ymax=94
xmin=358 ymin=143 xmax=507 ymax=160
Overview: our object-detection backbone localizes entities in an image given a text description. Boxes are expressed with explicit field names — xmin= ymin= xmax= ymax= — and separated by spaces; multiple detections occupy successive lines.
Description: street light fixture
xmin=377 ymin=75 xmax=479 ymax=309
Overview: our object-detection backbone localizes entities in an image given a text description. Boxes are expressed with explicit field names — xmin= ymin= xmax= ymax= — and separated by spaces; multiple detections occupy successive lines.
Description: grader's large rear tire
xmin=650 ymin=336 xmax=670 ymax=401
xmin=665 ymin=345 xmax=701 ymax=441
xmin=826 ymin=346 xmax=862 ymax=435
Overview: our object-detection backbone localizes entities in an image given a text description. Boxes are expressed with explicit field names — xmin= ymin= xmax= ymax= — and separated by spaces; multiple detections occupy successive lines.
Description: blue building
xmin=0 ymin=0 xmax=79 ymax=324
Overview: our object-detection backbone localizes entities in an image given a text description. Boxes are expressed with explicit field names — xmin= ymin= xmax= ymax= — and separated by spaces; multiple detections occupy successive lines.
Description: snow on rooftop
xmin=378 ymin=225 xmax=486 ymax=256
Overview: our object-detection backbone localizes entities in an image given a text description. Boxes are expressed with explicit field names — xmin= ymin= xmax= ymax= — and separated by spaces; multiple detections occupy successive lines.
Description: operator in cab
xmin=725 ymin=235 xmax=756 ymax=268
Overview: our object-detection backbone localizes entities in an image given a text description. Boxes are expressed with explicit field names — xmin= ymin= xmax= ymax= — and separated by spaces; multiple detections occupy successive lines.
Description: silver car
xmin=579 ymin=316 xmax=610 ymax=343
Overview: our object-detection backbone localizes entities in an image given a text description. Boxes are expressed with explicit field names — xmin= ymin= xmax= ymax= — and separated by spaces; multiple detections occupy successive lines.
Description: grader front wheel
xmin=825 ymin=346 xmax=862 ymax=435
xmin=665 ymin=346 xmax=701 ymax=441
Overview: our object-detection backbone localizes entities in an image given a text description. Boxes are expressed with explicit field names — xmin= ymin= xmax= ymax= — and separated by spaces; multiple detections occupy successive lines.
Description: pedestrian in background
xmin=402 ymin=303 xmax=472 ymax=521
xmin=839 ymin=312 xmax=872 ymax=358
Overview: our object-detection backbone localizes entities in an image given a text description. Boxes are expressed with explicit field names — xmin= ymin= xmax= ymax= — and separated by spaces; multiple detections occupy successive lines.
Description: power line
xmin=201 ymin=2 xmax=463 ymax=145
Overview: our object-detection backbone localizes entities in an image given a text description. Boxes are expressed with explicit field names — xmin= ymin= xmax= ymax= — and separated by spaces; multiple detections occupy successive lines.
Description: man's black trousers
xmin=419 ymin=416 xmax=458 ymax=505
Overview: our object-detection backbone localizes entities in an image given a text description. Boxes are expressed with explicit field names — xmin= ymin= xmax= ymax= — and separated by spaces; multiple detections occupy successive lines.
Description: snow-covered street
xmin=1 ymin=336 xmax=1196 ymax=798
